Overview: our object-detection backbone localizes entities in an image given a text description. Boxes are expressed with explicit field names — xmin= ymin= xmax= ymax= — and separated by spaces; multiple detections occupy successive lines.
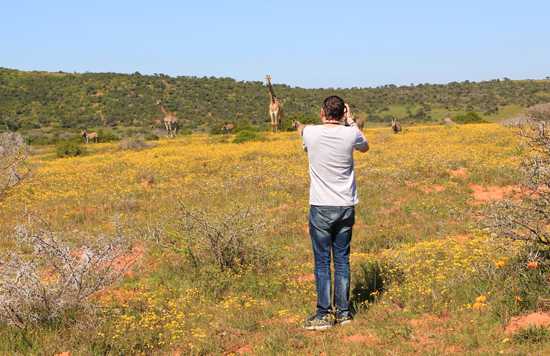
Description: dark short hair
xmin=323 ymin=96 xmax=345 ymax=120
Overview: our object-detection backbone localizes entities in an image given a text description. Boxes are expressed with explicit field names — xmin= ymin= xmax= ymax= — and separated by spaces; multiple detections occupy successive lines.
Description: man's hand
xmin=344 ymin=103 xmax=355 ymax=126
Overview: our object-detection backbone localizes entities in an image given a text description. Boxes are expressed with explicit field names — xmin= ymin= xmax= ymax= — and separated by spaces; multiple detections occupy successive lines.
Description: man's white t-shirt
xmin=302 ymin=125 xmax=368 ymax=206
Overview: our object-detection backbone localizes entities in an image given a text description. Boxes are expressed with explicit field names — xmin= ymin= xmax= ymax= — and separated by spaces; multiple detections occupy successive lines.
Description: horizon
xmin=3 ymin=66 xmax=549 ymax=91
xmin=2 ymin=1 xmax=549 ymax=88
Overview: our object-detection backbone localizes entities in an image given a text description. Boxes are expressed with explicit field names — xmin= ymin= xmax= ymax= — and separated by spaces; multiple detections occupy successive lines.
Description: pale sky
xmin=2 ymin=0 xmax=549 ymax=88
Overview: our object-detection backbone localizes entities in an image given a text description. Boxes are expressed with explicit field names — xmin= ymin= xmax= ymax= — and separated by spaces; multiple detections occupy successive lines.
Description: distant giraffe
xmin=265 ymin=75 xmax=283 ymax=132
xmin=157 ymin=100 xmax=178 ymax=137
xmin=98 ymin=110 xmax=107 ymax=126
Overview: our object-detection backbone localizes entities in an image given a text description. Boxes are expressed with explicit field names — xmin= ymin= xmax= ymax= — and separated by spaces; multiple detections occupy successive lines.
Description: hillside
xmin=1 ymin=67 xmax=550 ymax=132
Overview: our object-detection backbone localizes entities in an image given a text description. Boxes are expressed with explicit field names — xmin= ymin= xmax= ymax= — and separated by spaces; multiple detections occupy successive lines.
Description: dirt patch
xmin=405 ymin=181 xmax=418 ymax=188
xmin=453 ymin=235 xmax=471 ymax=244
xmin=260 ymin=315 xmax=300 ymax=327
xmin=344 ymin=333 xmax=379 ymax=345
xmin=505 ymin=312 xmax=550 ymax=335
xmin=112 ymin=244 xmax=145 ymax=277
xmin=95 ymin=287 xmax=139 ymax=304
xmin=296 ymin=273 xmax=315 ymax=283
xmin=409 ymin=313 xmax=448 ymax=329
xmin=235 ymin=345 xmax=253 ymax=354
xmin=422 ymin=185 xmax=446 ymax=193
xmin=449 ymin=168 xmax=469 ymax=179
xmin=469 ymin=184 xmax=521 ymax=204
xmin=409 ymin=313 xmax=452 ymax=350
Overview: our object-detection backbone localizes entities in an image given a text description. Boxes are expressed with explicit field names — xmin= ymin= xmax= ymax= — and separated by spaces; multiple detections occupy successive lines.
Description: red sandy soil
xmin=343 ymin=333 xmax=380 ymax=345
xmin=505 ymin=312 xmax=550 ymax=335
xmin=449 ymin=168 xmax=469 ymax=179
xmin=453 ymin=234 xmax=472 ymax=243
xmin=468 ymin=184 xmax=521 ymax=204
xmin=296 ymin=273 xmax=315 ymax=283
xmin=112 ymin=244 xmax=144 ymax=277
xmin=407 ymin=313 xmax=465 ymax=353
xmin=235 ymin=345 xmax=253 ymax=354
xmin=54 ymin=353 xmax=71 ymax=356
xmin=422 ymin=185 xmax=446 ymax=193
xmin=259 ymin=314 xmax=301 ymax=327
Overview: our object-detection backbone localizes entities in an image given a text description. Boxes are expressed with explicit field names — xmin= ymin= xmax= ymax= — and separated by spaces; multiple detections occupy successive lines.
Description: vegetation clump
xmin=454 ymin=111 xmax=488 ymax=124
xmin=55 ymin=140 xmax=85 ymax=158
xmin=0 ymin=222 xmax=131 ymax=329
xmin=233 ymin=130 xmax=265 ymax=144
xmin=0 ymin=132 xmax=28 ymax=196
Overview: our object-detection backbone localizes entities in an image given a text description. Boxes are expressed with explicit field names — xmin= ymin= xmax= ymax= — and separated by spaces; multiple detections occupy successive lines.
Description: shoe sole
xmin=337 ymin=320 xmax=352 ymax=326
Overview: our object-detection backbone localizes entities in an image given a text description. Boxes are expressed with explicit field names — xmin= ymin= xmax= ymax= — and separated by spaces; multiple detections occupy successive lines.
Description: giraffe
xmin=156 ymin=100 xmax=178 ymax=137
xmin=265 ymin=75 xmax=283 ymax=132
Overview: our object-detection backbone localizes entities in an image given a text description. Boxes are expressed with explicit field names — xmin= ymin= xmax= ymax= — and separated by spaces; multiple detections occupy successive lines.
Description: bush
xmin=0 ymin=222 xmax=131 ymax=329
xmin=233 ymin=130 xmax=265 ymax=144
xmin=96 ymin=129 xmax=120 ymax=142
xmin=161 ymin=205 xmax=269 ymax=272
xmin=513 ymin=326 xmax=550 ymax=344
xmin=454 ymin=112 xmax=487 ymax=124
xmin=351 ymin=260 xmax=398 ymax=312
xmin=118 ymin=137 xmax=153 ymax=151
xmin=144 ymin=132 xmax=160 ymax=140
xmin=56 ymin=141 xmax=85 ymax=158
xmin=0 ymin=132 xmax=28 ymax=197
xmin=487 ymin=122 xmax=550 ymax=247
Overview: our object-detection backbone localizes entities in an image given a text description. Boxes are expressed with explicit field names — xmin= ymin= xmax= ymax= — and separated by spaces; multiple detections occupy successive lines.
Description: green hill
xmin=1 ymin=67 xmax=549 ymax=133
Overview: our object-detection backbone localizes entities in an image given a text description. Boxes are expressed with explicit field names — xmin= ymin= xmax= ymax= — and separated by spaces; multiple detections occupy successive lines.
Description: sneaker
xmin=336 ymin=313 xmax=353 ymax=325
xmin=303 ymin=313 xmax=335 ymax=331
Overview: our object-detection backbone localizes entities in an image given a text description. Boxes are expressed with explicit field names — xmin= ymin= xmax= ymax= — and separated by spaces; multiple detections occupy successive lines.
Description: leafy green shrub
xmin=96 ymin=129 xmax=120 ymax=142
xmin=454 ymin=112 xmax=487 ymax=124
xmin=56 ymin=141 xmax=85 ymax=157
xmin=234 ymin=124 xmax=259 ymax=133
xmin=233 ymin=130 xmax=265 ymax=144
xmin=351 ymin=260 xmax=399 ymax=311
xmin=177 ymin=128 xmax=193 ymax=136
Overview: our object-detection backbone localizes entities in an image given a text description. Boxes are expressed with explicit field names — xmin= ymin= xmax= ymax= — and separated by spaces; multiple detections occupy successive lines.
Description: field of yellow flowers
xmin=1 ymin=123 xmax=549 ymax=354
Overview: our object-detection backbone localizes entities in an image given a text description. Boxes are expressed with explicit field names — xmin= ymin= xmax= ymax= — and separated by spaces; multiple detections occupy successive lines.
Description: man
xmin=295 ymin=96 xmax=369 ymax=331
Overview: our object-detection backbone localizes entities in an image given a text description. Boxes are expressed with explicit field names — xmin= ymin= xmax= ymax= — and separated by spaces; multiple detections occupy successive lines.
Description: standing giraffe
xmin=265 ymin=75 xmax=283 ymax=132
xmin=156 ymin=100 xmax=178 ymax=137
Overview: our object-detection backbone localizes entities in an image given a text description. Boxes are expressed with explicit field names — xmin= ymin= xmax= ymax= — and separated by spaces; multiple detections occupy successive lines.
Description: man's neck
xmin=323 ymin=120 xmax=343 ymax=126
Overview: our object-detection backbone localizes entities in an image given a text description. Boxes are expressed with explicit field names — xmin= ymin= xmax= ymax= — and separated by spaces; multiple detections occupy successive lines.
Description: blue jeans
xmin=309 ymin=205 xmax=354 ymax=317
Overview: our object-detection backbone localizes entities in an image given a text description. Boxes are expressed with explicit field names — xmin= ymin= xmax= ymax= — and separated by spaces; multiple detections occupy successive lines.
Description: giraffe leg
xmin=271 ymin=112 xmax=277 ymax=133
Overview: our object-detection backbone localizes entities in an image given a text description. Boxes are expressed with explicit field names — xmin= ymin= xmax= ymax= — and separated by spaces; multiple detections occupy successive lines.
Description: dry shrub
xmin=0 ymin=132 xmax=28 ymax=197
xmin=487 ymin=122 xmax=550 ymax=247
xmin=0 ymin=220 xmax=131 ymax=329
xmin=161 ymin=204 xmax=268 ymax=272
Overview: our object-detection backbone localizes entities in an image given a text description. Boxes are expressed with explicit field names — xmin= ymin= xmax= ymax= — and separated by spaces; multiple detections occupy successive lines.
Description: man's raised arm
xmin=344 ymin=104 xmax=369 ymax=153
